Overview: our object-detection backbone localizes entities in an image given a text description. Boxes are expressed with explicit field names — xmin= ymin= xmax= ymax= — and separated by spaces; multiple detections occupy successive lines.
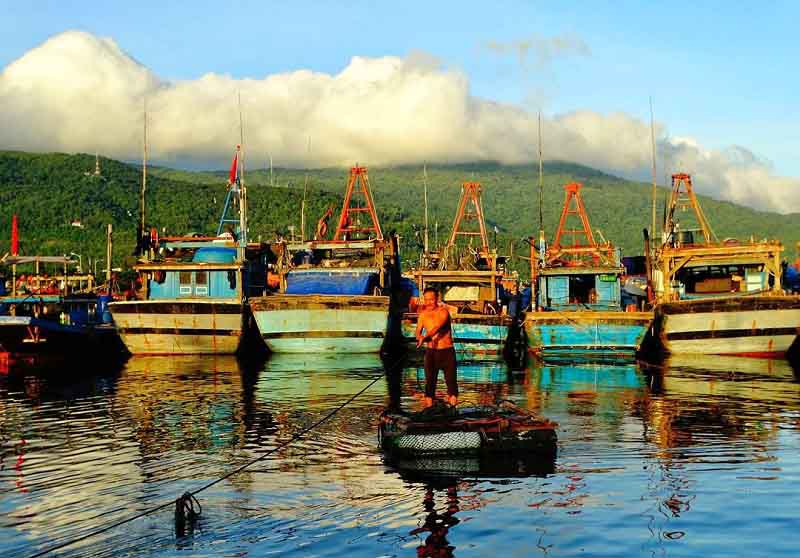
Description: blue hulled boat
xmin=250 ymin=166 xmax=398 ymax=354
xmin=523 ymin=182 xmax=652 ymax=360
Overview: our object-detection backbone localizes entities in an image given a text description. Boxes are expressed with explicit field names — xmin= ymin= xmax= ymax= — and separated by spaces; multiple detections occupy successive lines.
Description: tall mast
xmin=140 ymin=100 xmax=148 ymax=248
xmin=538 ymin=112 xmax=544 ymax=233
xmin=301 ymin=136 xmax=311 ymax=241
xmin=649 ymin=97 xmax=657 ymax=246
xmin=537 ymin=112 xmax=546 ymax=264
xmin=423 ymin=163 xmax=430 ymax=252
xmin=237 ymin=92 xmax=248 ymax=252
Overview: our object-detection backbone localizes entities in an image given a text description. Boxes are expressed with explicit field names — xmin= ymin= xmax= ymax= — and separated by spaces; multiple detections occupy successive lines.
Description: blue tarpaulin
xmin=192 ymin=247 xmax=237 ymax=263
xmin=285 ymin=269 xmax=380 ymax=295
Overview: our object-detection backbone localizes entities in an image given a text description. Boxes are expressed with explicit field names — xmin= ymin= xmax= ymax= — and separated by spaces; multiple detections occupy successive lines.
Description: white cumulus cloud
xmin=1 ymin=30 xmax=799 ymax=213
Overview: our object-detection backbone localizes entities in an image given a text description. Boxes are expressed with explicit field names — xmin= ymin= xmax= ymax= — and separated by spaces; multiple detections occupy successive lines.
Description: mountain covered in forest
xmin=0 ymin=150 xmax=796 ymax=277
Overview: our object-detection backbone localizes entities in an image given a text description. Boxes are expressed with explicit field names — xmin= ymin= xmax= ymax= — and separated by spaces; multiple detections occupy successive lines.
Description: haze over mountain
xmin=1 ymin=31 xmax=799 ymax=214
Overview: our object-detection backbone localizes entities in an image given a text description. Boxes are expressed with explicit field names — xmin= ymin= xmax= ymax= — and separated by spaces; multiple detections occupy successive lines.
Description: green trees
xmin=1 ymin=151 xmax=796 ymax=278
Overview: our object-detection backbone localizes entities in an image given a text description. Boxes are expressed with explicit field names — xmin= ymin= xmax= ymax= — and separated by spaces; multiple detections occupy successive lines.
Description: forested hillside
xmin=1 ymin=151 xmax=797 ymax=278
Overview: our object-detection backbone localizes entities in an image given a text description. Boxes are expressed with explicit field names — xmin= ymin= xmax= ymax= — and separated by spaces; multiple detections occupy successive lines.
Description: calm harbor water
xmin=2 ymin=352 xmax=800 ymax=557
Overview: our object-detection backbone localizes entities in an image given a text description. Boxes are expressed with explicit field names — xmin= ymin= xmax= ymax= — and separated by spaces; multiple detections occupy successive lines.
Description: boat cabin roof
xmin=413 ymin=269 xmax=503 ymax=284
xmin=284 ymin=239 xmax=384 ymax=252
xmin=134 ymin=262 xmax=242 ymax=272
xmin=2 ymin=255 xmax=78 ymax=266
xmin=539 ymin=266 xmax=623 ymax=277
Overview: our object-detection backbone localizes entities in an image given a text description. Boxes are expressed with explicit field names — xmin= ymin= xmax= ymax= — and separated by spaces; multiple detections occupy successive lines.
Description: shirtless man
xmin=415 ymin=286 xmax=458 ymax=408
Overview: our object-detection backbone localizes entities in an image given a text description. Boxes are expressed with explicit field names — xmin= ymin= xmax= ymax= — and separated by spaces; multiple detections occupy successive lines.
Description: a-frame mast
xmin=445 ymin=182 xmax=489 ymax=251
xmin=547 ymin=182 xmax=615 ymax=266
xmin=663 ymin=173 xmax=716 ymax=245
xmin=332 ymin=165 xmax=383 ymax=241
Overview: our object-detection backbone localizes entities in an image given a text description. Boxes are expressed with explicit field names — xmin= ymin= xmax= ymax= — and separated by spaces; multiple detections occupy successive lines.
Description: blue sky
xmin=1 ymin=0 xmax=798 ymax=174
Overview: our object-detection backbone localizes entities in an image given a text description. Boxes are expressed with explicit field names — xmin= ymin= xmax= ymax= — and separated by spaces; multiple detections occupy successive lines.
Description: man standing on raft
xmin=415 ymin=286 xmax=458 ymax=408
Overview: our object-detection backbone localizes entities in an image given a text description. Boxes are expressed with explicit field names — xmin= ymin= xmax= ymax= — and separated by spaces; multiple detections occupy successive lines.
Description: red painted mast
xmin=333 ymin=166 xmax=383 ymax=241
xmin=10 ymin=214 xmax=18 ymax=256
xmin=445 ymin=182 xmax=489 ymax=252
xmin=547 ymin=182 xmax=614 ymax=266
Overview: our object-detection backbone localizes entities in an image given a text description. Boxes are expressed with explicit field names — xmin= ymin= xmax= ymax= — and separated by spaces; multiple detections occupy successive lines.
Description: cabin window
xmin=569 ymin=276 xmax=596 ymax=304
xmin=195 ymin=271 xmax=208 ymax=296
xmin=179 ymin=271 xmax=192 ymax=295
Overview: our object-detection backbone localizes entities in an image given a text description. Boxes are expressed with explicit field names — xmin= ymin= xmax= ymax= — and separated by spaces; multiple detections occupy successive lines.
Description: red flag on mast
xmin=10 ymin=214 xmax=18 ymax=256
xmin=228 ymin=146 xmax=240 ymax=185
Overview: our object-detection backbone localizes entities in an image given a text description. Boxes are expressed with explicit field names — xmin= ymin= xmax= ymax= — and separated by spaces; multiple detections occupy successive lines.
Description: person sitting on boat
xmin=415 ymin=286 xmax=458 ymax=408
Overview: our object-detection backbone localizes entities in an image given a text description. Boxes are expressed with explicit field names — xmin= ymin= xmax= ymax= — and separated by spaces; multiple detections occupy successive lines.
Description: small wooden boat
xmin=379 ymin=401 xmax=557 ymax=457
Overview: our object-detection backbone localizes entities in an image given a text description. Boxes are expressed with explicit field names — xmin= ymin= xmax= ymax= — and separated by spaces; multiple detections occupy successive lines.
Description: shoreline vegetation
xmin=1 ymin=150 xmax=797 ymax=279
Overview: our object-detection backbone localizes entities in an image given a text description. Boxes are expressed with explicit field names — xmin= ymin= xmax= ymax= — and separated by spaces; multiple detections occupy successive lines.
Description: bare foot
xmin=448 ymin=395 xmax=458 ymax=406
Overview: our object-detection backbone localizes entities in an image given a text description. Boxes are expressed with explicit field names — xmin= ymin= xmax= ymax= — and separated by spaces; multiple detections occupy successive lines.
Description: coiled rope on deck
xmin=26 ymin=358 xmax=399 ymax=558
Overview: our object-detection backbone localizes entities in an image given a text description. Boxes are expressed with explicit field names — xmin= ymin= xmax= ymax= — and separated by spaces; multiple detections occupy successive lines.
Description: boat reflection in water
xmin=115 ymin=355 xmax=270 ymax=455
xmin=642 ymin=354 xmax=800 ymax=452
xmin=257 ymin=352 xmax=386 ymax=405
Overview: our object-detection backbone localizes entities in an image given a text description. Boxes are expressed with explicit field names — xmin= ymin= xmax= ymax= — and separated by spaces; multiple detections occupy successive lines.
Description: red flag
xmin=228 ymin=147 xmax=239 ymax=185
xmin=10 ymin=214 xmax=18 ymax=256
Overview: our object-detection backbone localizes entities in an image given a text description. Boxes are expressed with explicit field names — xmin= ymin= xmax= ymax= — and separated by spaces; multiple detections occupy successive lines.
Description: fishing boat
xmin=523 ymin=182 xmax=653 ymax=360
xmin=649 ymin=173 xmax=800 ymax=357
xmin=0 ymin=255 xmax=120 ymax=365
xmin=0 ymin=214 xmax=122 ymax=369
xmin=249 ymin=165 xmax=398 ymax=354
xmin=401 ymin=182 xmax=515 ymax=356
xmin=109 ymin=145 xmax=271 ymax=355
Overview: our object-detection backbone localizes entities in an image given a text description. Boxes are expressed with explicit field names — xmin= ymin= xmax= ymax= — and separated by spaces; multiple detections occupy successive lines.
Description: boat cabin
xmin=655 ymin=241 xmax=782 ymax=302
xmin=0 ymin=255 xmax=111 ymax=327
xmin=536 ymin=266 xmax=623 ymax=311
xmin=133 ymin=245 xmax=269 ymax=301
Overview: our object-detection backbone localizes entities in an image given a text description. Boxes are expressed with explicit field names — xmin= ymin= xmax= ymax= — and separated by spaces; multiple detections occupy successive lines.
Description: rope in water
xmin=26 ymin=358 xmax=400 ymax=558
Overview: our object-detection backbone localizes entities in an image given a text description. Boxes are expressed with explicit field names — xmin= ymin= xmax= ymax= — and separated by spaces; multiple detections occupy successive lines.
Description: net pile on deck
xmin=379 ymin=401 xmax=557 ymax=457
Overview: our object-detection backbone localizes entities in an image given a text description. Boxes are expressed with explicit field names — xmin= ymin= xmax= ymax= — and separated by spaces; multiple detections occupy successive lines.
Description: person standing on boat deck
xmin=416 ymin=286 xmax=458 ymax=408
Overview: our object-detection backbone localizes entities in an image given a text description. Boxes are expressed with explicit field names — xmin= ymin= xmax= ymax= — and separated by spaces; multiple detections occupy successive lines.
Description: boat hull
xmin=250 ymin=294 xmax=389 ymax=354
xmin=401 ymin=314 xmax=511 ymax=355
xmin=0 ymin=316 xmax=120 ymax=356
xmin=109 ymin=300 xmax=244 ymax=355
xmin=654 ymin=296 xmax=800 ymax=357
xmin=523 ymin=311 xmax=652 ymax=359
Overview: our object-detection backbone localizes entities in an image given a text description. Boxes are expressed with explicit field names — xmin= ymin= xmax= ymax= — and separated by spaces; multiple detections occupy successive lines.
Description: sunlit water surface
xmin=2 ymin=352 xmax=800 ymax=557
